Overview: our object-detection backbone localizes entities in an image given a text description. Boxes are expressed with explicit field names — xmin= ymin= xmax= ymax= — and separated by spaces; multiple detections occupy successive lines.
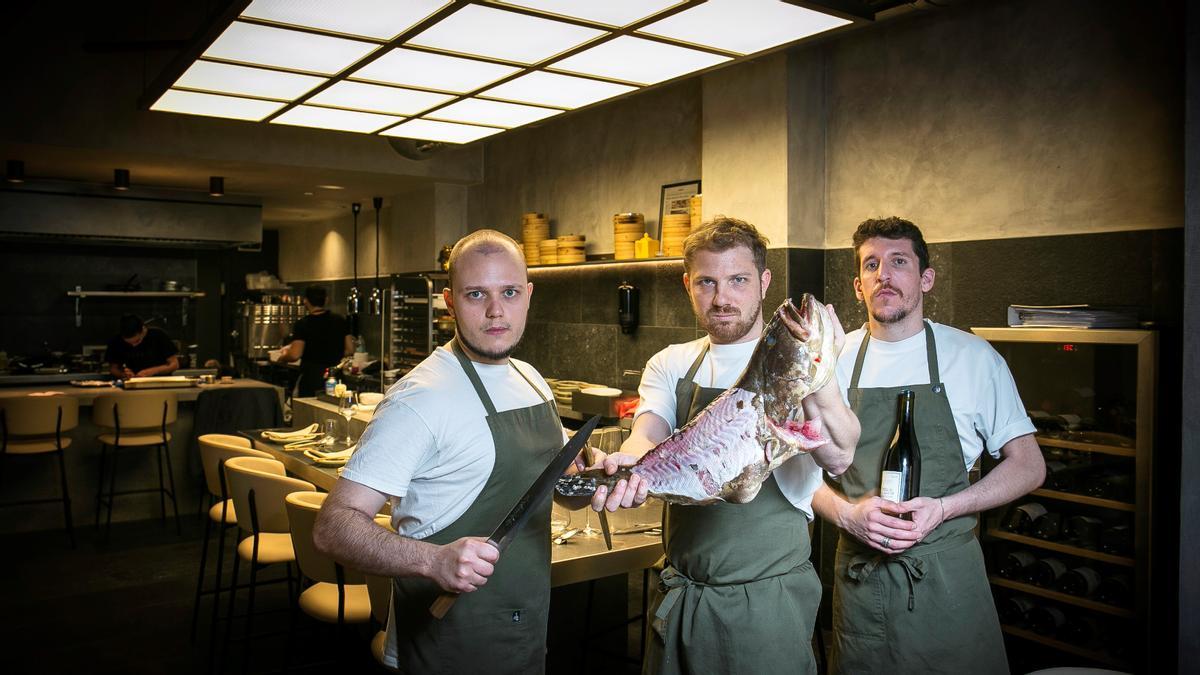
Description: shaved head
xmin=447 ymin=229 xmax=526 ymax=289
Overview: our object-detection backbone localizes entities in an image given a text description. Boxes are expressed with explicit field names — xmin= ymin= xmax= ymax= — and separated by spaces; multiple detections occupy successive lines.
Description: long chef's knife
xmin=581 ymin=441 xmax=614 ymax=550
xmin=429 ymin=414 xmax=601 ymax=619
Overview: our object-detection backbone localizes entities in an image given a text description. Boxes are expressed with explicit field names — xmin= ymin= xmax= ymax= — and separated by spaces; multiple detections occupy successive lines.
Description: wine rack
xmin=972 ymin=327 xmax=1155 ymax=673
xmin=389 ymin=272 xmax=454 ymax=379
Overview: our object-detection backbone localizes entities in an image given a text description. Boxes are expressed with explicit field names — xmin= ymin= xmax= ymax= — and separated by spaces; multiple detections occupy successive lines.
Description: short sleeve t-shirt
xmin=292 ymin=310 xmax=350 ymax=395
xmin=104 ymin=328 xmax=178 ymax=373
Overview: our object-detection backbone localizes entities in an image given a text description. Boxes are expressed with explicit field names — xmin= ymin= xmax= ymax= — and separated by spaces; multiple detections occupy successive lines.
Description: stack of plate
xmin=539 ymin=239 xmax=559 ymax=265
xmin=690 ymin=194 xmax=703 ymax=231
xmin=613 ymin=213 xmax=644 ymax=260
xmin=546 ymin=379 xmax=596 ymax=408
xmin=557 ymin=234 xmax=586 ymax=264
xmin=521 ymin=212 xmax=550 ymax=265
xmin=662 ymin=212 xmax=692 ymax=257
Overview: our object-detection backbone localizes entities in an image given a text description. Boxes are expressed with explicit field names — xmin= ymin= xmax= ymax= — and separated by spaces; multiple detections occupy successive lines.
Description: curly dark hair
xmin=683 ymin=216 xmax=769 ymax=274
xmin=852 ymin=217 xmax=930 ymax=272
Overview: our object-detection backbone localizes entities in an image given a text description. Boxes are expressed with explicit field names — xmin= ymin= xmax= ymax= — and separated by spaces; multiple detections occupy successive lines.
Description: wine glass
xmin=322 ymin=419 xmax=337 ymax=446
xmin=338 ymin=392 xmax=357 ymax=446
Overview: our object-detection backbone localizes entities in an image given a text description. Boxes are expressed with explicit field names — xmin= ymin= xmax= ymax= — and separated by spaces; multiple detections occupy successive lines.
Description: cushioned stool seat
xmin=0 ymin=395 xmax=79 ymax=546
xmin=299 ymin=583 xmax=373 ymax=623
xmin=208 ymin=499 xmax=237 ymax=525
xmin=97 ymin=431 xmax=173 ymax=446
xmin=236 ymin=531 xmax=295 ymax=565
xmin=4 ymin=436 xmax=73 ymax=454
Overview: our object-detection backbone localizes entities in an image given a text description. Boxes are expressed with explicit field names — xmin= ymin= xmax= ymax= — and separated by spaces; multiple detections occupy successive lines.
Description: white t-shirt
xmin=836 ymin=321 xmax=1037 ymax=468
xmin=341 ymin=344 xmax=560 ymax=539
xmin=634 ymin=336 xmax=823 ymax=518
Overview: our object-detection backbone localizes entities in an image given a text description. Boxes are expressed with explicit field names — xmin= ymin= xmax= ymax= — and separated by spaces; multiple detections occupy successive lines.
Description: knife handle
xmin=430 ymin=592 xmax=458 ymax=619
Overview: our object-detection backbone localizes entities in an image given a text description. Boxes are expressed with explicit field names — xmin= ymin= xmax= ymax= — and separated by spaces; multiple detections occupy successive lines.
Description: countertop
xmin=0 ymin=378 xmax=279 ymax=404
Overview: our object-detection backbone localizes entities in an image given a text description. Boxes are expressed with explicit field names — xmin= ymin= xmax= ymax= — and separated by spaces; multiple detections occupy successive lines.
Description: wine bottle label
xmin=880 ymin=471 xmax=902 ymax=502
xmin=1011 ymin=551 xmax=1036 ymax=567
xmin=1016 ymin=502 xmax=1048 ymax=521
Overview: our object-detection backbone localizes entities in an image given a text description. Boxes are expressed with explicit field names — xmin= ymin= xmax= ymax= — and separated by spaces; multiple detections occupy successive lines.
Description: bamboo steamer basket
xmin=538 ymin=239 xmax=559 ymax=265
xmin=557 ymin=234 xmax=586 ymax=263
xmin=613 ymin=212 xmax=645 ymax=260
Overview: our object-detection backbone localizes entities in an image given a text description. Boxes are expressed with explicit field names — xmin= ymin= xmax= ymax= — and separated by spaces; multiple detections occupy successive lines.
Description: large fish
xmin=558 ymin=294 xmax=837 ymax=505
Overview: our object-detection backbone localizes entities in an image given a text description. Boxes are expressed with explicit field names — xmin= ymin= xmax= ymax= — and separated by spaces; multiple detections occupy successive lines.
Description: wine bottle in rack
xmin=1027 ymin=603 xmax=1067 ymax=636
xmin=1002 ymin=502 xmax=1047 ymax=535
xmin=1032 ymin=556 xmax=1068 ymax=588
xmin=997 ymin=549 xmax=1038 ymax=580
xmin=879 ymin=390 xmax=921 ymax=520
xmin=1056 ymin=564 xmax=1102 ymax=597
xmin=1096 ymin=573 xmax=1132 ymax=607
xmin=998 ymin=594 xmax=1036 ymax=626
xmin=1063 ymin=515 xmax=1104 ymax=550
xmin=1083 ymin=470 xmax=1134 ymax=502
xmin=1043 ymin=459 xmax=1092 ymax=491
xmin=1032 ymin=510 xmax=1064 ymax=541
xmin=1099 ymin=523 xmax=1133 ymax=556
xmin=1059 ymin=612 xmax=1101 ymax=647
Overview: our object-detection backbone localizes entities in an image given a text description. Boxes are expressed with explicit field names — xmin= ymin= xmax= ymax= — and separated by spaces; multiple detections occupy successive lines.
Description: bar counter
xmin=0 ymin=379 xmax=280 ymax=404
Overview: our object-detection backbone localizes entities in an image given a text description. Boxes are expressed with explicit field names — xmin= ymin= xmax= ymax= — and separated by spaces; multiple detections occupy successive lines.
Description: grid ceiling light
xmin=150 ymin=89 xmax=285 ymax=121
xmin=492 ymin=0 xmax=687 ymax=27
xmin=382 ymin=118 xmax=504 ymax=144
xmin=481 ymin=71 xmax=636 ymax=109
xmin=270 ymin=105 xmax=402 ymax=133
xmin=407 ymin=4 xmax=606 ymax=64
xmin=639 ymin=0 xmax=851 ymax=55
xmin=550 ymin=35 xmax=730 ymax=85
xmin=350 ymin=48 xmax=520 ymax=93
xmin=241 ymin=0 xmax=451 ymax=41
xmin=204 ymin=21 xmax=378 ymax=75
xmin=174 ymin=61 xmax=326 ymax=100
xmin=427 ymin=98 xmax=562 ymax=128
xmin=308 ymin=81 xmax=454 ymax=116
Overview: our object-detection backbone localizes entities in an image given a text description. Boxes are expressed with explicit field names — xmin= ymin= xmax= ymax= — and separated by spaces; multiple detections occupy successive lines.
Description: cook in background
xmin=598 ymin=217 xmax=859 ymax=675
xmin=812 ymin=216 xmax=1044 ymax=675
xmin=271 ymin=286 xmax=352 ymax=397
xmin=312 ymin=230 xmax=591 ymax=675
xmin=105 ymin=314 xmax=179 ymax=379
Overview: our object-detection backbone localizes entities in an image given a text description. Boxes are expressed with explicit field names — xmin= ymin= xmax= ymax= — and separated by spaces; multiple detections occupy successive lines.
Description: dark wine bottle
xmin=1043 ymin=459 xmax=1093 ymax=491
xmin=998 ymin=595 xmax=1036 ymax=626
xmin=1063 ymin=515 xmax=1104 ymax=550
xmin=1084 ymin=471 xmax=1134 ymax=502
xmin=1096 ymin=573 xmax=1132 ymax=607
xmin=1032 ymin=511 xmax=1063 ymax=541
xmin=1002 ymin=502 xmax=1048 ymax=535
xmin=1032 ymin=556 xmax=1068 ymax=588
xmin=997 ymin=550 xmax=1037 ymax=580
xmin=879 ymin=390 xmax=921 ymax=520
xmin=1056 ymin=565 xmax=1101 ymax=597
xmin=1027 ymin=604 xmax=1067 ymax=636
xmin=1059 ymin=612 xmax=1101 ymax=647
xmin=1099 ymin=523 xmax=1133 ymax=556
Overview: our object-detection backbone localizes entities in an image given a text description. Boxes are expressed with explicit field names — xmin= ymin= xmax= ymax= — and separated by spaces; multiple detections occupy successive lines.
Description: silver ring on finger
xmin=881 ymin=536 xmax=891 ymax=548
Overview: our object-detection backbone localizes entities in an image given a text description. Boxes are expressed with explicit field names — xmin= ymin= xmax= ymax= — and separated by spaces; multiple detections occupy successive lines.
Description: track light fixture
xmin=113 ymin=168 xmax=130 ymax=191
xmin=5 ymin=160 xmax=24 ymax=183
xmin=209 ymin=176 xmax=224 ymax=196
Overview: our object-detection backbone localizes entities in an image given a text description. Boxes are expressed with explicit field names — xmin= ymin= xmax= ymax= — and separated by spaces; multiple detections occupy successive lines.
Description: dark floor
xmin=1 ymin=510 xmax=646 ymax=674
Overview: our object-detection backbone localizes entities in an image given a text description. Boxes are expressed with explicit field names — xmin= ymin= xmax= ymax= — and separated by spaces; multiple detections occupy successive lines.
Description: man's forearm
xmin=314 ymin=504 xmax=439 ymax=579
xmin=812 ymin=483 xmax=851 ymax=529
xmin=802 ymin=381 xmax=858 ymax=476
xmin=943 ymin=434 xmax=1044 ymax=520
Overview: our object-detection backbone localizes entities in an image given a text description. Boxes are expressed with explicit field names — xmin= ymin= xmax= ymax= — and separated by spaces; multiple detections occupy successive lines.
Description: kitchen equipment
xmin=573 ymin=387 xmax=624 ymax=418
xmin=235 ymin=295 xmax=304 ymax=359
xmin=430 ymin=415 xmax=601 ymax=619
xmin=618 ymin=281 xmax=639 ymax=334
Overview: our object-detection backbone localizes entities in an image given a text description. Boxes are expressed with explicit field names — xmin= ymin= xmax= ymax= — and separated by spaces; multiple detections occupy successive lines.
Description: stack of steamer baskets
xmin=613 ymin=212 xmax=644 ymax=260
xmin=557 ymin=234 xmax=586 ymax=264
xmin=521 ymin=213 xmax=550 ymax=265
xmin=538 ymin=239 xmax=558 ymax=265
xmin=661 ymin=212 xmax=692 ymax=257
xmin=690 ymin=194 xmax=702 ymax=230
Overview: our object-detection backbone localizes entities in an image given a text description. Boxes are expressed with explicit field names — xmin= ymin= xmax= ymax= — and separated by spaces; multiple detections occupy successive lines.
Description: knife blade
xmin=430 ymin=414 xmax=601 ymax=619
xmin=581 ymin=436 xmax=613 ymax=551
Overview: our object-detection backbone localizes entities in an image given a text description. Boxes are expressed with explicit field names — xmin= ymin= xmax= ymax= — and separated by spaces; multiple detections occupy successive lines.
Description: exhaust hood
xmin=0 ymin=180 xmax=262 ymax=247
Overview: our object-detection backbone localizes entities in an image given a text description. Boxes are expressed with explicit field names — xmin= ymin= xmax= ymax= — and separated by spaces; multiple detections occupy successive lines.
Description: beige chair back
xmin=198 ymin=435 xmax=271 ymax=499
xmin=199 ymin=433 xmax=250 ymax=449
xmin=0 ymin=395 xmax=79 ymax=437
xmin=285 ymin=491 xmax=367 ymax=586
xmin=93 ymin=392 xmax=178 ymax=431
xmin=224 ymin=456 xmax=313 ymax=534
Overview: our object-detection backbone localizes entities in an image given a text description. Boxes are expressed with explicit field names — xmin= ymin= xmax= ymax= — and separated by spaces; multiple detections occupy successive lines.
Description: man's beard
xmin=457 ymin=327 xmax=524 ymax=362
xmin=699 ymin=303 xmax=762 ymax=343
xmin=869 ymin=286 xmax=914 ymax=325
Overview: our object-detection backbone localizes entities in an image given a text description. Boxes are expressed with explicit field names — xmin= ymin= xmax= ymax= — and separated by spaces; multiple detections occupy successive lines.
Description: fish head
xmin=754 ymin=294 xmax=836 ymax=425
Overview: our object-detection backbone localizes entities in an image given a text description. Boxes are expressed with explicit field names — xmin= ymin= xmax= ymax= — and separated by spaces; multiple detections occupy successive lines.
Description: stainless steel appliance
xmin=235 ymin=296 xmax=304 ymax=358
xmin=389 ymin=272 xmax=453 ymax=379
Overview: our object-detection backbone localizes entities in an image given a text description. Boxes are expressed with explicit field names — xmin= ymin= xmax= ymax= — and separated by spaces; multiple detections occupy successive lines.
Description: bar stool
xmin=0 ymin=395 xmax=79 ymax=546
xmin=92 ymin=391 xmax=180 ymax=539
xmin=223 ymin=456 xmax=312 ymax=671
xmin=191 ymin=434 xmax=272 ymax=642
xmin=284 ymin=491 xmax=372 ymax=628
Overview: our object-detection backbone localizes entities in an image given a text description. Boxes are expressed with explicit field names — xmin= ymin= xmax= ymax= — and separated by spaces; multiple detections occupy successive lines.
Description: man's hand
xmin=826 ymin=303 xmax=846 ymax=354
xmin=841 ymin=496 xmax=920 ymax=554
xmin=135 ymin=368 xmax=155 ymax=377
xmin=429 ymin=537 xmax=499 ymax=593
xmin=122 ymin=367 xmax=135 ymax=379
xmin=892 ymin=496 xmax=946 ymax=545
xmin=587 ymin=451 xmax=648 ymax=513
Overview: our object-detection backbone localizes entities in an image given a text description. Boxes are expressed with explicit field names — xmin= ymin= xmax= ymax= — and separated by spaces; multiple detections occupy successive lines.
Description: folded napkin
xmin=303 ymin=445 xmax=356 ymax=465
xmin=261 ymin=424 xmax=321 ymax=442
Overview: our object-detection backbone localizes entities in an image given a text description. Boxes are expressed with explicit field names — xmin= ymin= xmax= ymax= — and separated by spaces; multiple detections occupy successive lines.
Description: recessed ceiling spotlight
xmin=5 ymin=160 xmax=25 ymax=183
xmin=316 ymin=184 xmax=345 ymax=190
xmin=209 ymin=176 xmax=225 ymax=196
xmin=114 ymin=168 xmax=131 ymax=191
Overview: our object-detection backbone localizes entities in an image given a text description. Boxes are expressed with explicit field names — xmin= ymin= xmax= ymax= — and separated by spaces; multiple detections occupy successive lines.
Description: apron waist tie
xmin=841 ymin=530 xmax=974 ymax=612
xmin=653 ymin=561 xmax=808 ymax=637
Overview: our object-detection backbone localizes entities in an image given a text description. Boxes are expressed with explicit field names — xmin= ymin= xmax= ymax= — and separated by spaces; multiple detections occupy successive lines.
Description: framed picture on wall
xmin=658 ymin=180 xmax=701 ymax=253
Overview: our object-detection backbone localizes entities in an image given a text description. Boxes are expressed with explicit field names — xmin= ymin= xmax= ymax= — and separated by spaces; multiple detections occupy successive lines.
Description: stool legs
xmin=162 ymin=442 xmax=181 ymax=534
xmin=94 ymin=444 xmax=107 ymax=527
xmin=191 ymin=497 xmax=214 ymax=642
xmin=104 ymin=445 xmax=120 ymax=541
xmin=57 ymin=446 xmax=75 ymax=548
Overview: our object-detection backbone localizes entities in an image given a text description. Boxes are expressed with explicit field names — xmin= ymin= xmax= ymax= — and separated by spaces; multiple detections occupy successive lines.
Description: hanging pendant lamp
xmin=368 ymin=196 xmax=383 ymax=316
xmin=347 ymin=202 xmax=361 ymax=327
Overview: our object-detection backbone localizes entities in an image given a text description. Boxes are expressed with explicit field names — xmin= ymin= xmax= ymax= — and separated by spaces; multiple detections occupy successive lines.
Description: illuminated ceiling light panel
xmin=308 ymin=81 xmax=453 ymax=115
xmin=407 ymin=4 xmax=606 ymax=64
xmin=492 ymin=0 xmax=686 ymax=27
xmin=174 ymin=60 xmax=326 ymax=100
xmin=150 ymin=89 xmax=286 ymax=121
xmin=639 ymin=0 xmax=850 ymax=55
xmin=351 ymin=48 xmax=519 ymax=93
xmin=270 ymin=105 xmax=402 ymax=133
xmin=240 ymin=0 xmax=451 ymax=41
xmin=426 ymin=98 xmax=562 ymax=128
xmin=204 ymin=21 xmax=377 ymax=75
xmin=481 ymin=71 xmax=636 ymax=109
xmin=550 ymin=35 xmax=730 ymax=85
xmin=382 ymin=118 xmax=503 ymax=144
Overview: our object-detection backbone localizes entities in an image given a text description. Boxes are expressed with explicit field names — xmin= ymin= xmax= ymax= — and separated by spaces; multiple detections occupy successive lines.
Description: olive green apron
xmin=389 ymin=340 xmax=563 ymax=675
xmin=830 ymin=322 xmax=1007 ymax=675
xmin=644 ymin=341 xmax=822 ymax=675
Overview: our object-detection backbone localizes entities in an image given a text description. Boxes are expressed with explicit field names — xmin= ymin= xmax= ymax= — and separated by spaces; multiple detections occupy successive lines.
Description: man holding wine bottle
xmin=812 ymin=217 xmax=1045 ymax=674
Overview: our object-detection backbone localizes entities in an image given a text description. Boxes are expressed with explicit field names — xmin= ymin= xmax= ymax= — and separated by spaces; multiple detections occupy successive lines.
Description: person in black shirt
xmin=105 ymin=315 xmax=180 ymax=379
xmin=272 ymin=286 xmax=353 ymax=396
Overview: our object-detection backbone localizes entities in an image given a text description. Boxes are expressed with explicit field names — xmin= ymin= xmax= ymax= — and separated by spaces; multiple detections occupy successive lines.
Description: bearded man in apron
xmin=811 ymin=217 xmax=1045 ymax=674
xmin=595 ymin=217 xmax=861 ymax=674
xmin=313 ymin=230 xmax=589 ymax=674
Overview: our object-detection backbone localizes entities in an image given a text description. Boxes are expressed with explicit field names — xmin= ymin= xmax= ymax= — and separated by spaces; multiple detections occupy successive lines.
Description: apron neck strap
xmin=850 ymin=320 xmax=940 ymax=389
xmin=683 ymin=339 xmax=711 ymax=384
xmin=449 ymin=338 xmax=548 ymax=416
